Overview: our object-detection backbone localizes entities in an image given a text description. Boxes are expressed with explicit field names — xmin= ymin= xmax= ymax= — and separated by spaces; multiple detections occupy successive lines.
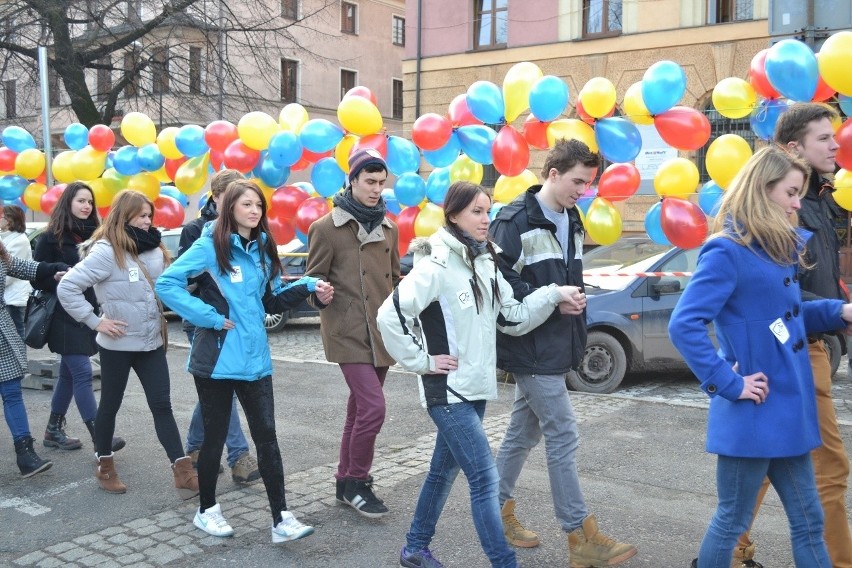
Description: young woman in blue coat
xmin=156 ymin=180 xmax=331 ymax=544
xmin=669 ymin=146 xmax=852 ymax=567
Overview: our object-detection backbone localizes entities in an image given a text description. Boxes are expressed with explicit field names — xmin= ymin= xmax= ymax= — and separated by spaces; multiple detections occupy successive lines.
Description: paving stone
xmin=76 ymin=553 xmax=111 ymax=567
xmin=117 ymin=553 xmax=145 ymax=565
xmin=107 ymin=534 xmax=133 ymax=545
xmin=44 ymin=542 xmax=76 ymax=554
xmin=35 ymin=558 xmax=66 ymax=568
xmin=133 ymin=525 xmax=160 ymax=536
xmin=126 ymin=537 xmax=156 ymax=551
xmin=144 ymin=543 xmax=182 ymax=565
xmin=58 ymin=548 xmax=89 ymax=562
xmin=13 ymin=550 xmax=47 ymax=565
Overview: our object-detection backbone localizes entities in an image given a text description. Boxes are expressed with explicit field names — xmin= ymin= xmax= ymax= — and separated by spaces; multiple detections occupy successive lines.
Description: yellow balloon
xmin=238 ymin=111 xmax=279 ymax=151
xmin=503 ymin=62 xmax=543 ymax=123
xmin=175 ymin=155 xmax=210 ymax=195
xmin=494 ymin=170 xmax=538 ymax=204
xmin=335 ymin=134 xmax=359 ymax=173
xmin=706 ymin=134 xmax=753 ymax=189
xmin=414 ymin=202 xmax=445 ymax=237
xmin=279 ymin=103 xmax=309 ymax=133
xmin=126 ymin=173 xmax=160 ymax=201
xmin=15 ymin=148 xmax=46 ymax=180
xmin=833 ymin=169 xmax=852 ymax=210
xmin=151 ymin=165 xmax=172 ymax=183
xmin=89 ymin=178 xmax=118 ymax=206
xmin=102 ymin=168 xmax=129 ymax=194
xmin=23 ymin=182 xmax=47 ymax=211
xmin=337 ymin=96 xmax=383 ymax=136
xmin=71 ymin=147 xmax=107 ymax=181
xmin=547 ymin=119 xmax=598 ymax=153
xmin=52 ymin=150 xmax=77 ymax=183
xmin=121 ymin=112 xmax=156 ymax=147
xmin=818 ymin=31 xmax=852 ymax=96
xmin=578 ymin=77 xmax=617 ymax=119
xmin=585 ymin=197 xmax=622 ymax=245
xmin=623 ymin=82 xmax=654 ymax=125
xmin=449 ymin=154 xmax=483 ymax=184
xmin=712 ymin=77 xmax=757 ymax=119
xmin=251 ymin=178 xmax=276 ymax=206
xmin=654 ymin=158 xmax=700 ymax=199
xmin=156 ymin=127 xmax=183 ymax=159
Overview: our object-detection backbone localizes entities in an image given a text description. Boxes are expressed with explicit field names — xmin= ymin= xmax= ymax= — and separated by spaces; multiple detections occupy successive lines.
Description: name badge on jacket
xmin=769 ymin=318 xmax=790 ymax=344
xmin=128 ymin=267 xmax=139 ymax=283
xmin=457 ymin=289 xmax=473 ymax=310
xmin=230 ymin=266 xmax=243 ymax=283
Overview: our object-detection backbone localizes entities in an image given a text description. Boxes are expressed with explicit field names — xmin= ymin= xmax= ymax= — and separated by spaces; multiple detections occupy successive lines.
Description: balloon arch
xmin=1 ymin=32 xmax=852 ymax=253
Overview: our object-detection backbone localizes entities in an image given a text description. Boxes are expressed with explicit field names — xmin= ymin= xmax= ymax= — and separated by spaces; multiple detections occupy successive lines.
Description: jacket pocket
xmin=330 ymin=299 xmax=354 ymax=337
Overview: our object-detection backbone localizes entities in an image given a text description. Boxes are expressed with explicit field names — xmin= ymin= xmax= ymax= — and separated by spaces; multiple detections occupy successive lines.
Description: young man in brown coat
xmin=306 ymin=149 xmax=400 ymax=518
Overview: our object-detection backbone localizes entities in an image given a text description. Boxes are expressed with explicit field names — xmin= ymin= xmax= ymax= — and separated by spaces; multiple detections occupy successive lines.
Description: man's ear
xmin=786 ymin=140 xmax=802 ymax=156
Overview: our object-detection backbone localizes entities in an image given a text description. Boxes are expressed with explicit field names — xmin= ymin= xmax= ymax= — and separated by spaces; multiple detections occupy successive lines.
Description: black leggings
xmin=95 ymin=346 xmax=184 ymax=461
xmin=194 ymin=375 xmax=287 ymax=524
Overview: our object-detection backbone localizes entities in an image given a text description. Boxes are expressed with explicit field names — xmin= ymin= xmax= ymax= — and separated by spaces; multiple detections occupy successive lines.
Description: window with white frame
xmin=341 ymin=1 xmax=357 ymax=34
xmin=392 ymin=79 xmax=403 ymax=119
xmin=281 ymin=58 xmax=298 ymax=102
xmin=392 ymin=15 xmax=405 ymax=46
xmin=340 ymin=69 xmax=356 ymax=101
xmin=281 ymin=0 xmax=298 ymax=19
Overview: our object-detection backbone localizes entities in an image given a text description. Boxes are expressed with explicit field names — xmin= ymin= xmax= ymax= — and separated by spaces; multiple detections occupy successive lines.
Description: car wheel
xmin=823 ymin=334 xmax=841 ymax=379
xmin=570 ymin=331 xmax=627 ymax=394
xmin=264 ymin=311 xmax=290 ymax=333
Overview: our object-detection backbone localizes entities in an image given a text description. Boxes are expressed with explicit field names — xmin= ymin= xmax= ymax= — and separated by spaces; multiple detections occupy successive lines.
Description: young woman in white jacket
xmin=57 ymin=190 xmax=198 ymax=500
xmin=377 ymin=181 xmax=586 ymax=568
xmin=0 ymin=205 xmax=32 ymax=338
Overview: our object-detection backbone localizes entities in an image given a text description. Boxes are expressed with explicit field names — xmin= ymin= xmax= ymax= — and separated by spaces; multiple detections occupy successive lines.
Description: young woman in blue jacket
xmin=669 ymin=146 xmax=852 ymax=567
xmin=156 ymin=179 xmax=331 ymax=543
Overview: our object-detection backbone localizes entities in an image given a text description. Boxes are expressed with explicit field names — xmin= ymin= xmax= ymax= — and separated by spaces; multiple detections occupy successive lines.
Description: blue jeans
xmin=496 ymin=373 xmax=588 ymax=532
xmin=51 ymin=354 xmax=98 ymax=421
xmin=6 ymin=305 xmax=25 ymax=340
xmin=699 ymin=453 xmax=831 ymax=567
xmin=406 ymin=400 xmax=516 ymax=568
xmin=184 ymin=329 xmax=249 ymax=467
xmin=0 ymin=377 xmax=30 ymax=441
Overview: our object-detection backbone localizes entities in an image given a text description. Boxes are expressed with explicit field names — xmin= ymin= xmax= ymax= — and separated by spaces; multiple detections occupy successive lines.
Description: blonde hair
xmin=711 ymin=145 xmax=810 ymax=266
xmin=91 ymin=190 xmax=171 ymax=269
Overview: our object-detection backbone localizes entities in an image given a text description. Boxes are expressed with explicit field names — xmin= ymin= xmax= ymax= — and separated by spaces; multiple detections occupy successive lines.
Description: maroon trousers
xmin=336 ymin=363 xmax=388 ymax=481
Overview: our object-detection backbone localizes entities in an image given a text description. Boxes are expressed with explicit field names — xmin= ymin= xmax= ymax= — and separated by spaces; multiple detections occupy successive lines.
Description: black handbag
xmin=24 ymin=290 xmax=58 ymax=349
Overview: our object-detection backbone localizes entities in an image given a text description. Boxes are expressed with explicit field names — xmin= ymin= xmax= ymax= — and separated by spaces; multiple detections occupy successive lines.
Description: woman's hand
xmin=555 ymin=286 xmax=586 ymax=315
xmin=53 ymin=271 xmax=67 ymax=282
xmin=739 ymin=371 xmax=769 ymax=404
xmin=315 ymin=280 xmax=334 ymax=305
xmin=222 ymin=319 xmax=235 ymax=330
xmin=96 ymin=318 xmax=128 ymax=339
xmin=430 ymin=354 xmax=459 ymax=375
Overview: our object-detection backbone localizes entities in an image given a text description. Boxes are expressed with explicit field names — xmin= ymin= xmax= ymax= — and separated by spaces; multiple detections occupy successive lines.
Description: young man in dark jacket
xmin=490 ymin=139 xmax=636 ymax=567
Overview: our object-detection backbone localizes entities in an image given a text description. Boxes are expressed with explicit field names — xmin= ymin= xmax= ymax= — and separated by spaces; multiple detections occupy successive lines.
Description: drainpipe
xmin=415 ymin=0 xmax=422 ymax=119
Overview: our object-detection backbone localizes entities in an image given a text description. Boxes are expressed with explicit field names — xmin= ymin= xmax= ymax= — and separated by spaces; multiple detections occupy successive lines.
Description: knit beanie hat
xmin=348 ymin=149 xmax=387 ymax=182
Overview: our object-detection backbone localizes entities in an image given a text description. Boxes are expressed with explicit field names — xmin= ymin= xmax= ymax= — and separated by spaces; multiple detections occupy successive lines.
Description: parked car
xmin=572 ymin=237 xmax=843 ymax=394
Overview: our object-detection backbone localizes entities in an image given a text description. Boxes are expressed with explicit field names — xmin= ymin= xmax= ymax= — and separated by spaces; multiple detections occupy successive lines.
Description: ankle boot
xmin=44 ymin=413 xmax=82 ymax=450
xmin=172 ymin=456 xmax=199 ymax=500
xmin=14 ymin=436 xmax=53 ymax=478
xmin=96 ymin=453 xmax=126 ymax=494
xmin=501 ymin=498 xmax=540 ymax=548
xmin=83 ymin=420 xmax=126 ymax=453
xmin=567 ymin=514 xmax=637 ymax=568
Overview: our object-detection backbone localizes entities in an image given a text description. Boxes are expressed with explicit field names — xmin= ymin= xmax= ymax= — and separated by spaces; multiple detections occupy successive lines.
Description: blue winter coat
xmin=669 ymin=232 xmax=845 ymax=458
xmin=155 ymin=224 xmax=318 ymax=381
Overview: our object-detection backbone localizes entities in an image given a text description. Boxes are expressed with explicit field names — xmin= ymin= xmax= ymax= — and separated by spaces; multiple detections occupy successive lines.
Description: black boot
xmin=83 ymin=420 xmax=125 ymax=453
xmin=44 ymin=413 xmax=82 ymax=450
xmin=14 ymin=436 xmax=53 ymax=478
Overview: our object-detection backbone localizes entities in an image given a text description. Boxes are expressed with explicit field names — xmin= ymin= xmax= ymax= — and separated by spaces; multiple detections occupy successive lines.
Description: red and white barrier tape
xmin=583 ymin=271 xmax=693 ymax=277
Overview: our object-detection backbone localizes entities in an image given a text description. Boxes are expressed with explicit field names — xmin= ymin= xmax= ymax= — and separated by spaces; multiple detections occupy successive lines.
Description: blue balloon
xmin=750 ymin=99 xmax=789 ymax=141
xmin=2 ymin=126 xmax=36 ymax=153
xmin=840 ymin=95 xmax=852 ymax=118
xmin=386 ymin=136 xmax=421 ymax=175
xmin=295 ymin=228 xmax=308 ymax=245
xmin=63 ymin=123 xmax=89 ymax=151
xmin=381 ymin=187 xmax=401 ymax=215
xmin=112 ymin=146 xmax=141 ymax=176
xmin=576 ymin=195 xmax=594 ymax=216
xmin=698 ymin=181 xmax=724 ymax=216
xmin=259 ymin=156 xmax=290 ymax=188
xmin=644 ymin=201 xmax=670 ymax=245
xmin=268 ymin=131 xmax=303 ymax=168
xmin=175 ymin=124 xmax=209 ymax=158
xmin=13 ymin=197 xmax=27 ymax=212
xmin=594 ymin=118 xmax=642 ymax=163
xmin=456 ymin=125 xmax=496 ymax=165
xmin=488 ymin=202 xmax=505 ymax=222
xmin=105 ymin=151 xmax=115 ymax=170
xmin=466 ymin=81 xmax=504 ymax=125
xmin=137 ymin=143 xmax=165 ymax=172
xmin=0 ymin=175 xmax=28 ymax=200
xmin=764 ymin=39 xmax=817 ymax=102
xmin=529 ymin=76 xmax=569 ymax=122
xmin=426 ymin=167 xmax=451 ymax=205
xmin=641 ymin=61 xmax=686 ymax=116
xmin=300 ymin=119 xmax=344 ymax=153
xmin=311 ymin=157 xmax=345 ymax=197
xmin=423 ymin=133 xmax=461 ymax=168
xmin=394 ymin=172 xmax=427 ymax=207
xmin=198 ymin=192 xmax=211 ymax=211
xmin=159 ymin=185 xmax=189 ymax=207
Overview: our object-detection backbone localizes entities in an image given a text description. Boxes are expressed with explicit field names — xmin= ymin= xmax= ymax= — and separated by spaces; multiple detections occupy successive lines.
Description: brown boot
xmin=96 ymin=453 xmax=126 ymax=494
xmin=172 ymin=456 xmax=200 ymax=500
xmin=501 ymin=498 xmax=540 ymax=548
xmin=567 ymin=514 xmax=636 ymax=567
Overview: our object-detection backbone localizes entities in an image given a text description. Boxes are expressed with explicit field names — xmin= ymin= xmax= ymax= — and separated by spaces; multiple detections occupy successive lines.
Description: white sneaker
xmin=271 ymin=511 xmax=314 ymax=543
xmin=193 ymin=503 xmax=234 ymax=537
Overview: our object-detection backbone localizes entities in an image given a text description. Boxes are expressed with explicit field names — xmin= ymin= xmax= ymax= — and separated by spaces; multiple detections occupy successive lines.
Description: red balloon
xmin=598 ymin=163 xmax=641 ymax=202
xmin=0 ymin=147 xmax=17 ymax=171
xmin=267 ymin=215 xmax=296 ymax=244
xmin=813 ymin=57 xmax=836 ymax=102
xmin=396 ymin=206 xmax=420 ymax=255
xmin=448 ymin=94 xmax=482 ymax=128
xmin=749 ymin=49 xmax=780 ymax=100
xmin=660 ymin=197 xmax=707 ymax=249
xmin=40 ymin=184 xmax=66 ymax=216
xmin=411 ymin=113 xmax=452 ymax=151
xmin=575 ymin=99 xmax=614 ymax=125
xmin=98 ymin=206 xmax=111 ymax=219
xmin=290 ymin=155 xmax=310 ymax=172
xmin=164 ymin=157 xmax=187 ymax=181
xmin=654 ymin=106 xmax=711 ymax=151
xmin=352 ymin=133 xmax=388 ymax=157
xmin=294 ymin=197 xmax=331 ymax=234
xmin=301 ymin=148 xmax=333 ymax=164
xmin=835 ymin=119 xmax=852 ymax=170
xmin=492 ymin=125 xmax=530 ymax=177
xmin=343 ymin=86 xmax=378 ymax=106
xmin=35 ymin=171 xmax=47 ymax=185
xmin=270 ymin=185 xmax=310 ymax=220
xmin=88 ymin=124 xmax=116 ymax=152
xmin=205 ymin=120 xmax=239 ymax=153
xmin=153 ymin=196 xmax=184 ymax=229
xmin=208 ymin=149 xmax=224 ymax=172
xmin=223 ymin=140 xmax=261 ymax=172
xmin=523 ymin=115 xmax=550 ymax=150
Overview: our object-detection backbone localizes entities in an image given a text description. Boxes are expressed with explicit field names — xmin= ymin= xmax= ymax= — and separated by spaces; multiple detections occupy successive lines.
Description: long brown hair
xmin=0 ymin=240 xmax=10 ymax=267
xmin=90 ymin=190 xmax=171 ymax=270
xmin=2 ymin=205 xmax=26 ymax=233
xmin=47 ymin=181 xmax=100 ymax=243
xmin=212 ymin=180 xmax=281 ymax=280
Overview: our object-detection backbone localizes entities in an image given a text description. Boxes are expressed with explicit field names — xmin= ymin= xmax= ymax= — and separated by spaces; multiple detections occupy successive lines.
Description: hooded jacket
xmin=377 ymin=228 xmax=563 ymax=408
xmin=798 ymin=170 xmax=843 ymax=302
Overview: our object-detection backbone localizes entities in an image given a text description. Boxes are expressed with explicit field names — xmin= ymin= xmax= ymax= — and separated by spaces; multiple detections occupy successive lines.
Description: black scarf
xmin=69 ymin=217 xmax=99 ymax=243
xmin=124 ymin=224 xmax=162 ymax=254
xmin=333 ymin=187 xmax=386 ymax=234
xmin=459 ymin=230 xmax=489 ymax=258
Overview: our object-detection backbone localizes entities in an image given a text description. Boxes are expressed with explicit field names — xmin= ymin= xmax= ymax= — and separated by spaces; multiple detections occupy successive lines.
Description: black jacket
xmin=490 ymin=186 xmax=587 ymax=374
xmin=798 ymin=171 xmax=844 ymax=302
xmin=33 ymin=230 xmax=98 ymax=356
xmin=178 ymin=199 xmax=217 ymax=257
